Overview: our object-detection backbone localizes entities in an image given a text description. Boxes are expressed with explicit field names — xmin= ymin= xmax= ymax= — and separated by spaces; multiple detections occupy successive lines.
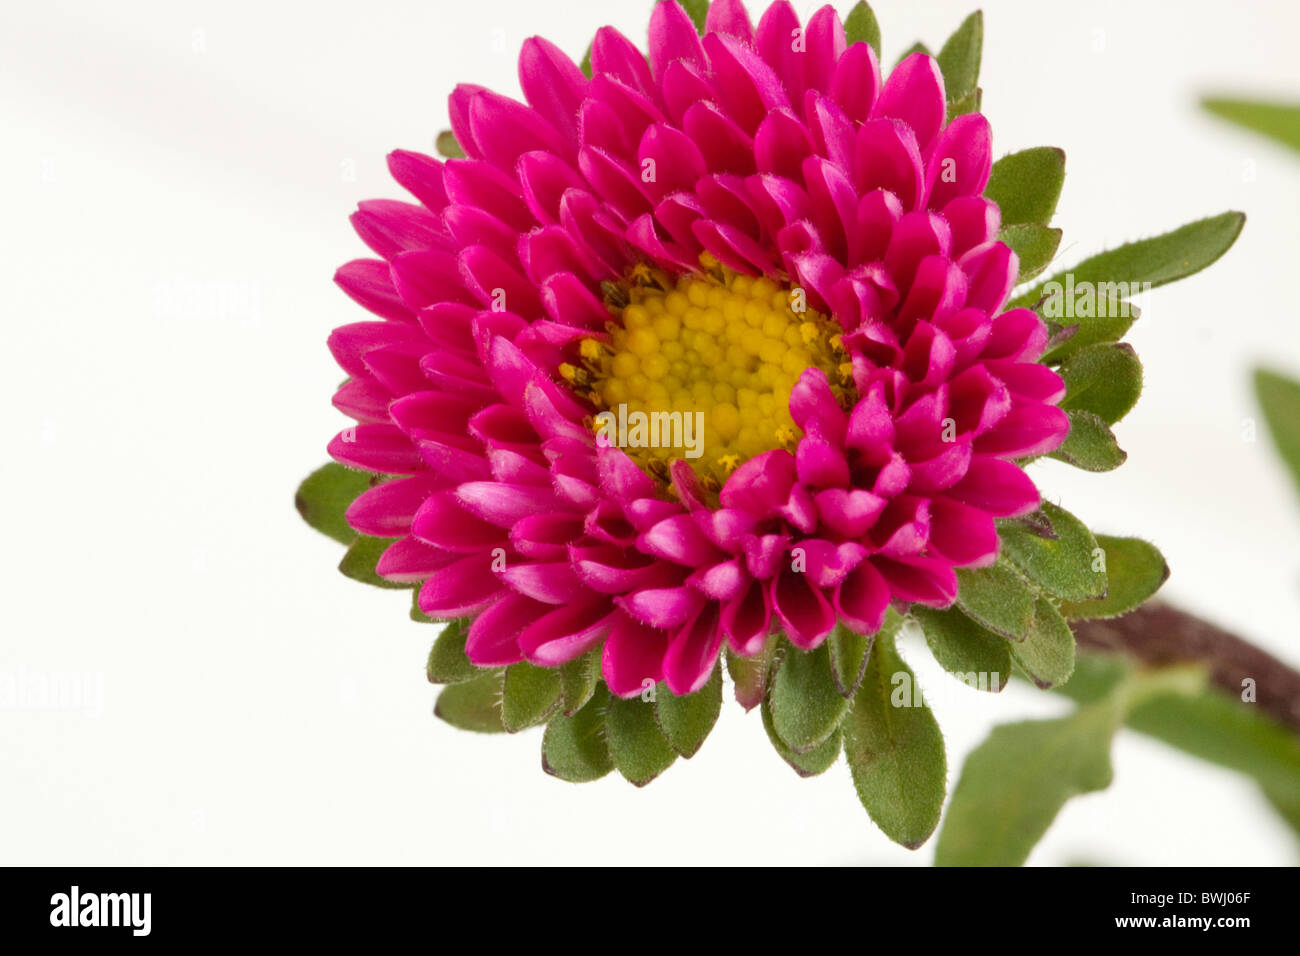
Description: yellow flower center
xmin=561 ymin=255 xmax=850 ymax=488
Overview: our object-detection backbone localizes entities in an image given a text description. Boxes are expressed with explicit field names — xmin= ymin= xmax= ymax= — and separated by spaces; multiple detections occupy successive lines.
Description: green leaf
xmin=1049 ymin=410 xmax=1128 ymax=472
xmin=426 ymin=619 xmax=479 ymax=685
xmin=828 ymin=613 xmax=896 ymax=698
xmin=579 ymin=42 xmax=592 ymax=79
xmin=1202 ymin=97 xmax=1300 ymax=153
xmin=1011 ymin=211 xmax=1246 ymax=309
xmin=1059 ymin=343 xmax=1143 ymax=424
xmin=725 ymin=643 xmax=773 ymax=711
xmin=542 ymin=686 xmax=614 ymax=783
xmin=912 ymin=606 xmax=1012 ymax=692
xmin=1009 ymin=597 xmax=1076 ymax=688
xmin=338 ymin=536 xmax=406 ymax=589
xmin=410 ymin=589 xmax=436 ymax=623
xmin=605 ymin=694 xmax=677 ymax=786
xmin=935 ymin=693 xmax=1123 ymax=865
xmin=761 ymin=697 xmax=842 ymax=777
xmin=1254 ymin=367 xmax=1300 ymax=496
xmin=434 ymin=671 xmax=505 ymax=733
xmin=559 ymin=650 xmax=600 ymax=716
xmin=999 ymin=502 xmax=1106 ymax=602
xmin=843 ymin=1 xmax=882 ymax=59
xmin=985 ymin=147 xmax=1066 ymax=226
xmin=895 ymin=41 xmax=931 ymax=68
xmin=955 ymin=559 xmax=1036 ymax=640
xmin=295 ymin=463 xmax=373 ymax=545
xmin=1001 ymin=224 xmax=1061 ymax=284
xmin=1038 ymin=298 xmax=1139 ymax=364
xmin=936 ymin=11 xmax=982 ymax=107
xmin=946 ymin=86 xmax=982 ymax=122
xmin=1059 ymin=535 xmax=1168 ymax=620
xmin=655 ymin=664 xmax=722 ymax=758
xmin=435 ymin=130 xmax=465 ymax=159
xmin=770 ymin=641 xmax=850 ymax=753
xmin=667 ymin=0 xmax=709 ymax=34
xmin=501 ymin=661 xmax=562 ymax=732
xmin=842 ymin=631 xmax=947 ymax=849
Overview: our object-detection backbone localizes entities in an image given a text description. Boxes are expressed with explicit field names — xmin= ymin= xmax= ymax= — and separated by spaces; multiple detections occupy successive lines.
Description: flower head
xmin=327 ymin=0 xmax=1068 ymax=697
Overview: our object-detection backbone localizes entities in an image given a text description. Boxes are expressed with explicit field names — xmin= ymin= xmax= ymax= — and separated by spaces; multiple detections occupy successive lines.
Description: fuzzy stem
xmin=1072 ymin=603 xmax=1300 ymax=734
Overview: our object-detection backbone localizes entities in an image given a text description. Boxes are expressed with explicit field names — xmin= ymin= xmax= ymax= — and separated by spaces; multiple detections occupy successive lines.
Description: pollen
xmin=578 ymin=255 xmax=852 ymax=486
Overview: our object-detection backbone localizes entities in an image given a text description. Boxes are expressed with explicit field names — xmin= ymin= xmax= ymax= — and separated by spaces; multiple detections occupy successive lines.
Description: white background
xmin=2 ymin=0 xmax=1299 ymax=865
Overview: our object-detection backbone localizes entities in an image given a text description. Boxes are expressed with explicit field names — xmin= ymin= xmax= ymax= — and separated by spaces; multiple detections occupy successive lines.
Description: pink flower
xmin=327 ymin=0 xmax=1068 ymax=697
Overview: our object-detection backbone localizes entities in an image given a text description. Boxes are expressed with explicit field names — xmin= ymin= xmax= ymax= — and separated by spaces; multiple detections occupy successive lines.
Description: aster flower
xmin=297 ymin=0 xmax=1241 ymax=848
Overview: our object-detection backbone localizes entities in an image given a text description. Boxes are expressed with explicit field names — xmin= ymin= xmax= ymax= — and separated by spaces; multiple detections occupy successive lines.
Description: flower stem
xmin=1072 ymin=603 xmax=1300 ymax=734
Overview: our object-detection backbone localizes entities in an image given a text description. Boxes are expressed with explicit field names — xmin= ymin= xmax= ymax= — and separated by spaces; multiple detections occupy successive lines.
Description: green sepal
xmin=842 ymin=631 xmax=947 ymax=849
xmin=1059 ymin=342 xmax=1143 ymax=424
xmin=1049 ymin=410 xmax=1128 ymax=472
xmin=999 ymin=502 xmax=1106 ymax=602
xmin=435 ymin=130 xmax=465 ymax=159
xmin=426 ymin=619 xmax=479 ymax=685
xmin=894 ymin=41 xmax=931 ymax=67
xmin=725 ymin=642 xmax=774 ymax=711
xmin=954 ymin=559 xmax=1036 ymax=640
xmin=605 ymin=693 xmax=677 ymax=786
xmin=668 ymin=0 xmax=709 ymax=34
xmin=654 ymin=664 xmax=723 ymax=758
xmin=501 ymin=661 xmax=563 ymax=732
xmin=936 ymin=11 xmax=982 ymax=110
xmin=829 ymin=615 xmax=881 ymax=698
xmin=912 ymin=606 xmax=1012 ymax=692
xmin=338 ymin=536 xmax=407 ymax=589
xmin=770 ymin=640 xmax=850 ymax=753
xmin=843 ymin=1 xmax=882 ymax=59
xmin=761 ymin=696 xmax=842 ymax=777
xmin=542 ymin=686 xmax=614 ymax=783
xmin=1037 ymin=298 xmax=1138 ymax=364
xmin=295 ymin=463 xmax=374 ymax=545
xmin=1009 ymin=597 xmax=1076 ymax=689
xmin=1010 ymin=210 xmax=1246 ymax=310
xmin=946 ymin=87 xmax=982 ymax=122
xmin=1001 ymin=224 xmax=1062 ymax=284
xmin=434 ymin=671 xmax=505 ymax=733
xmin=985 ymin=147 xmax=1066 ymax=226
xmin=1058 ymin=535 xmax=1168 ymax=621
xmin=579 ymin=42 xmax=592 ymax=79
xmin=559 ymin=650 xmax=600 ymax=716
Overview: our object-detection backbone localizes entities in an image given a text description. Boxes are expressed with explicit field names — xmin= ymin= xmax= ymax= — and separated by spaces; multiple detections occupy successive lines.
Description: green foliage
xmin=435 ymin=130 xmax=465 ymax=159
xmin=435 ymin=671 xmax=505 ymax=734
xmin=295 ymin=463 xmax=372 ymax=545
xmin=1009 ymin=598 xmax=1076 ymax=689
xmin=1000 ymin=224 xmax=1062 ymax=284
xmin=1058 ymin=535 xmax=1168 ymax=621
xmin=985 ymin=147 xmax=1065 ymax=226
xmin=425 ymin=619 xmax=479 ymax=685
xmin=606 ymin=694 xmax=677 ymax=786
xmin=559 ymin=650 xmax=600 ymax=716
xmin=655 ymin=665 xmax=723 ymax=758
xmin=1038 ymin=301 xmax=1138 ymax=365
xmin=955 ymin=559 xmax=1036 ymax=640
xmin=1058 ymin=343 xmax=1143 ymax=424
xmin=1050 ymin=410 xmax=1128 ymax=472
xmin=761 ymin=697 xmax=843 ymax=777
xmin=1011 ymin=211 xmax=1245 ymax=309
xmin=502 ymin=661 xmax=563 ymax=732
xmin=1203 ymin=97 xmax=1300 ymax=153
xmin=912 ymin=606 xmax=1012 ymax=691
xmin=935 ymin=693 xmax=1123 ymax=865
xmin=725 ymin=644 xmax=772 ymax=711
xmin=999 ymin=503 xmax=1107 ymax=602
xmin=842 ymin=631 xmax=947 ymax=848
xmin=844 ymin=2 xmax=882 ymax=58
xmin=936 ymin=12 xmax=982 ymax=114
xmin=770 ymin=641 xmax=850 ymax=753
xmin=338 ymin=535 xmax=406 ymax=589
xmin=543 ymin=686 xmax=614 ymax=783
xmin=1254 ymin=368 xmax=1300 ymax=496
